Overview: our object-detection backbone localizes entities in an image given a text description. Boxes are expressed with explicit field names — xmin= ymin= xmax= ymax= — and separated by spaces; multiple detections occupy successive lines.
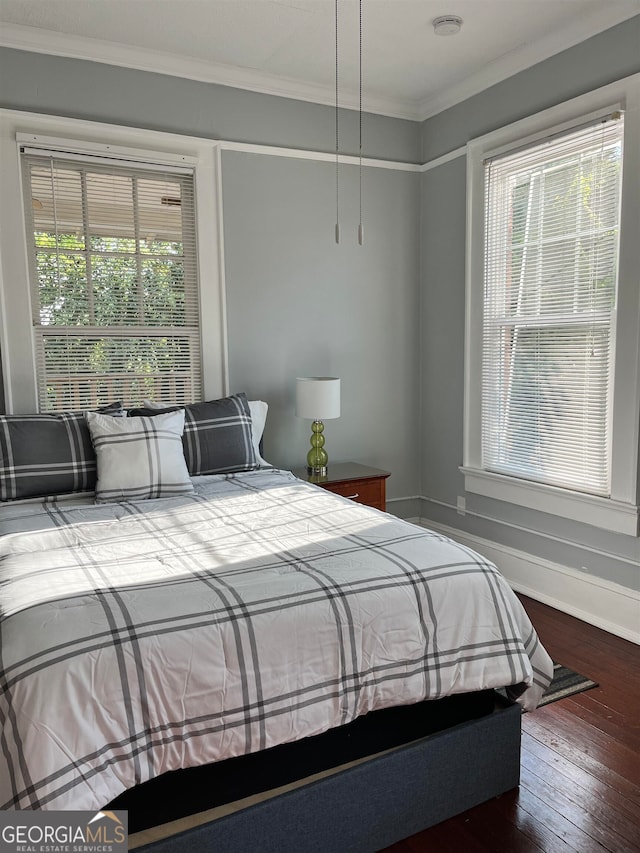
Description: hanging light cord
xmin=358 ymin=0 xmax=363 ymax=245
xmin=334 ymin=0 xmax=340 ymax=244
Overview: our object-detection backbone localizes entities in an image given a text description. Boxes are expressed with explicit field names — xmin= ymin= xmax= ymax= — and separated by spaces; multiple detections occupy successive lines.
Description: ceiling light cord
xmin=334 ymin=0 xmax=363 ymax=246
xmin=335 ymin=0 xmax=340 ymax=244
xmin=358 ymin=0 xmax=363 ymax=246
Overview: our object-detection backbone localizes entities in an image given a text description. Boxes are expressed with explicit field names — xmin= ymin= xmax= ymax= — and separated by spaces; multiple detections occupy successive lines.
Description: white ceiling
xmin=1 ymin=0 xmax=639 ymax=119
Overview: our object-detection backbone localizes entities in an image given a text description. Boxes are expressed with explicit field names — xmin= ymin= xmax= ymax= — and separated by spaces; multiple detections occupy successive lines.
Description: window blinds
xmin=21 ymin=151 xmax=202 ymax=411
xmin=482 ymin=114 xmax=623 ymax=496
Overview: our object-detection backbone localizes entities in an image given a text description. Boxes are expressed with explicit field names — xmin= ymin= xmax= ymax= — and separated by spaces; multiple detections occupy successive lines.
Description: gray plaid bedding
xmin=0 ymin=469 xmax=553 ymax=811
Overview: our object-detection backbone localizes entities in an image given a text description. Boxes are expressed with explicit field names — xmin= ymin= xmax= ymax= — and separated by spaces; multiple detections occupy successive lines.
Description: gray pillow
xmin=0 ymin=403 xmax=124 ymax=502
xmin=129 ymin=393 xmax=258 ymax=476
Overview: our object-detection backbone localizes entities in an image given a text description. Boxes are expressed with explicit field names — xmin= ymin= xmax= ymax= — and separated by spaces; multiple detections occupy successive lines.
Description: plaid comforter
xmin=0 ymin=469 xmax=553 ymax=811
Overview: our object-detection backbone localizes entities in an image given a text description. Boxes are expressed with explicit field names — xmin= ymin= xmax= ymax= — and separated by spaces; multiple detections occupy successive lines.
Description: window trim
xmin=463 ymin=74 xmax=640 ymax=537
xmin=0 ymin=110 xmax=228 ymax=413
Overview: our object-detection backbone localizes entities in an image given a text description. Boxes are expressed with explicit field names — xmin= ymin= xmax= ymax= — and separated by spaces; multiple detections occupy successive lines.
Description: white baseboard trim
xmin=419 ymin=519 xmax=640 ymax=645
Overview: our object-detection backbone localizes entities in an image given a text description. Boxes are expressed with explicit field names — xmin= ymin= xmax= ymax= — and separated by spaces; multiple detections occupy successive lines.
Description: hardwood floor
xmin=383 ymin=595 xmax=640 ymax=853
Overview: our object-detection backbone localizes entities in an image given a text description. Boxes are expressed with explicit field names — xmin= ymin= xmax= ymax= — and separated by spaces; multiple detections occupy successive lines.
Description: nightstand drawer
xmin=292 ymin=463 xmax=391 ymax=511
xmin=324 ymin=478 xmax=384 ymax=509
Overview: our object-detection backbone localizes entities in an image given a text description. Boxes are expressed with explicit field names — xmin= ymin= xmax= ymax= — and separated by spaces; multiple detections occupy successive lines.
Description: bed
xmin=0 ymin=393 xmax=553 ymax=851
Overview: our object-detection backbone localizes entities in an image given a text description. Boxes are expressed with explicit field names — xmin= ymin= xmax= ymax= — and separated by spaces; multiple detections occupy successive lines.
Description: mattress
xmin=0 ymin=468 xmax=553 ymax=811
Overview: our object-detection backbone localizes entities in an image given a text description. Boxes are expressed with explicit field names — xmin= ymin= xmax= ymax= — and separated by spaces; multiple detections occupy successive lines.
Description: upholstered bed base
xmin=130 ymin=696 xmax=521 ymax=852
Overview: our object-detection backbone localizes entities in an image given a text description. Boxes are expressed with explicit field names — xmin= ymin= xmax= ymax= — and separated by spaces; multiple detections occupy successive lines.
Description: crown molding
xmin=417 ymin=5 xmax=640 ymax=120
xmin=1 ymin=8 xmax=637 ymax=126
xmin=0 ymin=23 xmax=421 ymax=121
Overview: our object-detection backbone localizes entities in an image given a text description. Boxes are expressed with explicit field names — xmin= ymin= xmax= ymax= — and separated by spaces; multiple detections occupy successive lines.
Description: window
xmin=482 ymin=115 xmax=622 ymax=496
xmin=463 ymin=77 xmax=640 ymax=537
xmin=21 ymin=150 xmax=202 ymax=411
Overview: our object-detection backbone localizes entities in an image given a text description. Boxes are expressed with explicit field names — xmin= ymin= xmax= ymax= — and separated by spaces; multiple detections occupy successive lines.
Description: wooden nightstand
xmin=292 ymin=462 xmax=391 ymax=511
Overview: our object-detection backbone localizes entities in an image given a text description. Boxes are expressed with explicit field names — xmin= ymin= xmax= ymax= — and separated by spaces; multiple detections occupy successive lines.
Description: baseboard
xmin=418 ymin=519 xmax=640 ymax=645
xmin=385 ymin=496 xmax=422 ymax=520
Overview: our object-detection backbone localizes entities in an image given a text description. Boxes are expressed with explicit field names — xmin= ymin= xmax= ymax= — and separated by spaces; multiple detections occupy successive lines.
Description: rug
xmin=538 ymin=663 xmax=598 ymax=707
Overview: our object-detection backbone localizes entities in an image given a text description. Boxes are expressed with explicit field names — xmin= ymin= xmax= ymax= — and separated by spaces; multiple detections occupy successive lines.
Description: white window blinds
xmin=21 ymin=150 xmax=202 ymax=411
xmin=482 ymin=114 xmax=624 ymax=496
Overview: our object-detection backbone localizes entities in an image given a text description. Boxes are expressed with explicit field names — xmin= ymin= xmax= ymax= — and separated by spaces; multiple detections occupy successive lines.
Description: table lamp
xmin=295 ymin=377 xmax=341 ymax=475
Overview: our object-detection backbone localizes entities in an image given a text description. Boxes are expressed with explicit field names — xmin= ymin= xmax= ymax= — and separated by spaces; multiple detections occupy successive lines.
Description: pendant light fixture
xmin=334 ymin=0 xmax=364 ymax=246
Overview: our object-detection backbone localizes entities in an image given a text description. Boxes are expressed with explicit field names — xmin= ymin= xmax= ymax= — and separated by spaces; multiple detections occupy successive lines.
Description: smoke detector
xmin=433 ymin=15 xmax=463 ymax=36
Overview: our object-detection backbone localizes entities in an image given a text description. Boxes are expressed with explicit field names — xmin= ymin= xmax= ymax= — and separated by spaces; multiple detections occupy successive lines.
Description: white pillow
xmin=143 ymin=400 xmax=174 ymax=409
xmin=86 ymin=410 xmax=194 ymax=503
xmin=143 ymin=398 xmax=270 ymax=467
xmin=248 ymin=400 xmax=269 ymax=467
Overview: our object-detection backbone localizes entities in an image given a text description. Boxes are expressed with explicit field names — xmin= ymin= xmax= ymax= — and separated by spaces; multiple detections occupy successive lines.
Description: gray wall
xmin=0 ymin=47 xmax=420 ymax=164
xmin=418 ymin=16 xmax=640 ymax=589
xmin=0 ymin=46 xmax=421 ymax=499
xmin=222 ymin=151 xmax=420 ymax=496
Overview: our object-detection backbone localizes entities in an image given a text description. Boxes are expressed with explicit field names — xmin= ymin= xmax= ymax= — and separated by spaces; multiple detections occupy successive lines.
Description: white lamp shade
xmin=295 ymin=377 xmax=341 ymax=420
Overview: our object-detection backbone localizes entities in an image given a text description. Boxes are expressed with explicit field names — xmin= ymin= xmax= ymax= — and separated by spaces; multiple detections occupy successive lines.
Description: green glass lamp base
xmin=307 ymin=420 xmax=329 ymax=475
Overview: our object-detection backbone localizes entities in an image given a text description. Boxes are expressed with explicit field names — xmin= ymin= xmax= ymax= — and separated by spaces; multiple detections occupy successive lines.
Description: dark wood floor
xmin=383 ymin=595 xmax=640 ymax=853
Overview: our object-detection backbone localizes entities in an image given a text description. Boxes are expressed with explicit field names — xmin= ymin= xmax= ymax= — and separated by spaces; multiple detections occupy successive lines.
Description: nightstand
xmin=292 ymin=462 xmax=391 ymax=511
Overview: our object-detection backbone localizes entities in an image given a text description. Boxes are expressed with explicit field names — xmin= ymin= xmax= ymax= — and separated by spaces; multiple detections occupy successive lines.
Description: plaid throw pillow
xmin=86 ymin=410 xmax=194 ymax=503
xmin=130 ymin=393 xmax=258 ymax=476
xmin=0 ymin=403 xmax=124 ymax=502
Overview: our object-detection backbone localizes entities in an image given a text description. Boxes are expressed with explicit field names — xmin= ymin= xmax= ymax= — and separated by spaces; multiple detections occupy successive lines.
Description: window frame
xmin=0 ymin=111 xmax=228 ymax=414
xmin=462 ymin=74 xmax=640 ymax=537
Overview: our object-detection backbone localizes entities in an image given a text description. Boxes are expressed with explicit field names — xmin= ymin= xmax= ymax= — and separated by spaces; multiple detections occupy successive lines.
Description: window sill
xmin=460 ymin=467 xmax=639 ymax=537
